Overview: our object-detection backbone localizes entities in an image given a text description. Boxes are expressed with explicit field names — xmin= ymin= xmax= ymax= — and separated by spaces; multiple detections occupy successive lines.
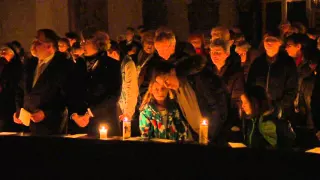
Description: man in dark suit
xmin=13 ymin=29 xmax=88 ymax=135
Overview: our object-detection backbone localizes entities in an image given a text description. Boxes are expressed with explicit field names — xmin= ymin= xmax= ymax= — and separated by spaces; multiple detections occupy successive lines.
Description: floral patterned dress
xmin=139 ymin=101 xmax=187 ymax=140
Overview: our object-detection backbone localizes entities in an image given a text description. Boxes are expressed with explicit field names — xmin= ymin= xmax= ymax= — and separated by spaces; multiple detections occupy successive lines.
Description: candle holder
xmin=99 ymin=126 xmax=108 ymax=139
xmin=123 ymin=117 xmax=131 ymax=140
xmin=199 ymin=119 xmax=208 ymax=145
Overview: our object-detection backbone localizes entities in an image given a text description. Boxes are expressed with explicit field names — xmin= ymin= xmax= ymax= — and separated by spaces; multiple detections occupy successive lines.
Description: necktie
xmin=32 ymin=61 xmax=46 ymax=87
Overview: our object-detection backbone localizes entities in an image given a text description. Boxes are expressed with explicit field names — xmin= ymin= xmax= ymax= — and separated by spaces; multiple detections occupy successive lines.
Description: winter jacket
xmin=244 ymin=107 xmax=295 ymax=148
xmin=247 ymin=52 xmax=298 ymax=119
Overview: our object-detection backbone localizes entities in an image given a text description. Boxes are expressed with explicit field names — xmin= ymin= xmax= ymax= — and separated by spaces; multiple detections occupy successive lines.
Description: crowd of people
xmin=0 ymin=21 xmax=320 ymax=149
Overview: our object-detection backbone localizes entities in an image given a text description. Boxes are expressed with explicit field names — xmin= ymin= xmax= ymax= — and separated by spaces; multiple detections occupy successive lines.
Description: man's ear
xmin=297 ymin=44 xmax=302 ymax=50
xmin=46 ymin=43 xmax=53 ymax=50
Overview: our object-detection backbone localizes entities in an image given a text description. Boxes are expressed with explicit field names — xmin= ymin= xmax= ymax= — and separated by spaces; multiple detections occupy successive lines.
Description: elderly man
xmin=150 ymin=29 xmax=229 ymax=144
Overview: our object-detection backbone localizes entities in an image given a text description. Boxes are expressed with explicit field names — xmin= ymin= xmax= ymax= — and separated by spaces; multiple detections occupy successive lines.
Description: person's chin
xmin=157 ymin=97 xmax=165 ymax=101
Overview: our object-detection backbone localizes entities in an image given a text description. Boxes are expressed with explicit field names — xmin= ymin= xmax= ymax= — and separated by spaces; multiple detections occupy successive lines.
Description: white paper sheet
xmin=123 ymin=137 xmax=142 ymax=141
xmin=150 ymin=138 xmax=176 ymax=143
xmin=228 ymin=142 xmax=247 ymax=148
xmin=64 ymin=134 xmax=87 ymax=138
xmin=18 ymin=108 xmax=31 ymax=126
xmin=306 ymin=147 xmax=320 ymax=154
xmin=0 ymin=132 xmax=17 ymax=135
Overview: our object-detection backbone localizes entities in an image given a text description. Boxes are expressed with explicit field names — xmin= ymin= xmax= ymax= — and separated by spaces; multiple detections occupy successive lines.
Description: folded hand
xmin=31 ymin=110 xmax=45 ymax=123
xmin=72 ymin=113 xmax=90 ymax=127
xmin=119 ymin=114 xmax=131 ymax=121
xmin=13 ymin=113 xmax=22 ymax=124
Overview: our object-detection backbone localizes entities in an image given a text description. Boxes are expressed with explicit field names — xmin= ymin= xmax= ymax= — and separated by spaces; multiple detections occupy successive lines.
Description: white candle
xmin=199 ymin=119 xmax=208 ymax=145
xmin=99 ymin=126 xmax=108 ymax=139
xmin=123 ymin=117 xmax=131 ymax=140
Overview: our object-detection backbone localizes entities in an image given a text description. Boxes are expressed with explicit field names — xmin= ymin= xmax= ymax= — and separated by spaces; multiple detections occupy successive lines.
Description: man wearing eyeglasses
xmin=13 ymin=29 xmax=88 ymax=135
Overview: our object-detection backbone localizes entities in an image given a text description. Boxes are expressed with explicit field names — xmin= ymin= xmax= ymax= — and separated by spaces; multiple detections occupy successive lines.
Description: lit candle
xmin=123 ymin=117 xmax=131 ymax=140
xmin=99 ymin=126 xmax=108 ymax=139
xmin=199 ymin=119 xmax=208 ymax=145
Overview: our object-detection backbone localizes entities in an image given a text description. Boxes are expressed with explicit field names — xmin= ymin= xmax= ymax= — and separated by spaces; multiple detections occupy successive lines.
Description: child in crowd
xmin=139 ymin=79 xmax=187 ymax=140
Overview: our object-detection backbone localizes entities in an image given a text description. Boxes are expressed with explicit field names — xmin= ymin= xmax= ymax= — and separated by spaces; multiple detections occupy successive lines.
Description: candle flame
xmin=123 ymin=117 xmax=128 ymax=122
xmin=201 ymin=119 xmax=208 ymax=126
xmin=100 ymin=126 xmax=107 ymax=131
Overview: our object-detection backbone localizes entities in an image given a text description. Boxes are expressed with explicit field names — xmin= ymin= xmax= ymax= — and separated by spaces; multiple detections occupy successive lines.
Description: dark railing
xmin=0 ymin=134 xmax=319 ymax=179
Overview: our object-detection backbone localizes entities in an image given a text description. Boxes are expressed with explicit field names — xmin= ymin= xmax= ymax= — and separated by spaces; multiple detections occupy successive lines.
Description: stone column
xmin=0 ymin=0 xmax=69 ymax=50
xmin=0 ymin=0 xmax=36 ymax=50
xmin=262 ymin=1 xmax=267 ymax=35
xmin=165 ymin=0 xmax=190 ymax=41
xmin=35 ymin=0 xmax=69 ymax=37
xmin=218 ymin=0 xmax=238 ymax=28
xmin=107 ymin=0 xmax=143 ymax=40
xmin=281 ymin=0 xmax=287 ymax=23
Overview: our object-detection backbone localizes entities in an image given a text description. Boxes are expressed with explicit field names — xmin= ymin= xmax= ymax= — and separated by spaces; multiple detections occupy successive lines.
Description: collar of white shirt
xmin=39 ymin=53 xmax=55 ymax=65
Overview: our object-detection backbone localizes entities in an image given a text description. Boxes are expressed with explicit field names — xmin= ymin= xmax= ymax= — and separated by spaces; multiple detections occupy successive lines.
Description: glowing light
xmin=201 ymin=119 xmax=208 ymax=126
xmin=99 ymin=126 xmax=108 ymax=139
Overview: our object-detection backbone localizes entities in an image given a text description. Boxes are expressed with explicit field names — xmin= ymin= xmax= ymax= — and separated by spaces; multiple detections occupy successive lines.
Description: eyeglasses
xmin=210 ymin=50 xmax=224 ymax=55
xmin=144 ymin=41 xmax=154 ymax=45
xmin=80 ymin=40 xmax=93 ymax=46
xmin=0 ymin=47 xmax=14 ymax=55
xmin=58 ymin=44 xmax=68 ymax=48
xmin=33 ymin=38 xmax=51 ymax=46
xmin=286 ymin=43 xmax=295 ymax=48
xmin=264 ymin=37 xmax=279 ymax=43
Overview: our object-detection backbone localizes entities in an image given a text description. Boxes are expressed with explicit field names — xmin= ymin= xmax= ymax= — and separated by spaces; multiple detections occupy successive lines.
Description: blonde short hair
xmin=141 ymin=30 xmax=155 ymax=44
xmin=211 ymin=26 xmax=230 ymax=41
xmin=155 ymin=27 xmax=176 ymax=44
xmin=81 ymin=27 xmax=111 ymax=51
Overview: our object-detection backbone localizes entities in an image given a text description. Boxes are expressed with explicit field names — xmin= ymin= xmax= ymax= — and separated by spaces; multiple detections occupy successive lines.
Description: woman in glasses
xmin=71 ymin=27 xmax=122 ymax=137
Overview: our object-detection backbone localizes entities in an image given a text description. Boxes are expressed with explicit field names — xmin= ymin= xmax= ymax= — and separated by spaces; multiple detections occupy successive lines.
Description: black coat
xmin=0 ymin=55 xmax=22 ymax=131
xmin=311 ymin=68 xmax=320 ymax=131
xmin=16 ymin=52 xmax=85 ymax=135
xmin=298 ymin=71 xmax=317 ymax=129
xmin=187 ymin=66 xmax=229 ymax=143
xmin=76 ymin=52 xmax=122 ymax=136
xmin=247 ymin=52 xmax=298 ymax=119
xmin=208 ymin=56 xmax=245 ymax=130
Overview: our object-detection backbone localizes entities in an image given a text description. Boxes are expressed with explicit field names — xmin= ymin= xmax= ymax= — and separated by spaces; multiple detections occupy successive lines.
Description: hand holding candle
xmin=99 ymin=126 xmax=108 ymax=139
xmin=199 ymin=119 xmax=208 ymax=145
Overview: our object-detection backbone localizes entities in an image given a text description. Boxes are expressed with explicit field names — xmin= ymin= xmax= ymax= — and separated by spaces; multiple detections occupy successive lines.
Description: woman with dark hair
xmin=10 ymin=41 xmax=25 ymax=63
xmin=0 ymin=43 xmax=22 ymax=131
xmin=240 ymin=86 xmax=296 ymax=148
xmin=58 ymin=38 xmax=71 ymax=53
xmin=58 ymin=38 xmax=72 ymax=61
xmin=70 ymin=41 xmax=84 ymax=62
xmin=188 ymin=33 xmax=206 ymax=56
